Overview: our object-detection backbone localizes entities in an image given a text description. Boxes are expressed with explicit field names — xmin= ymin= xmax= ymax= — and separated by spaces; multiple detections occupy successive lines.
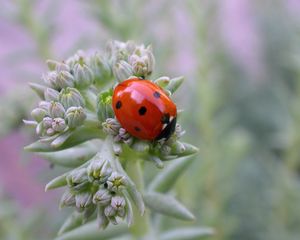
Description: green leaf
xmin=51 ymin=131 xmax=73 ymax=148
xmin=45 ymin=173 xmax=68 ymax=191
xmin=29 ymin=82 xmax=47 ymax=99
xmin=148 ymin=156 xmax=194 ymax=192
xmin=160 ymin=227 xmax=214 ymax=240
xmin=166 ymin=76 xmax=184 ymax=94
xmin=143 ymin=192 xmax=195 ymax=221
xmin=38 ymin=140 xmax=100 ymax=167
xmin=24 ymin=126 xmax=104 ymax=152
xmin=175 ymin=142 xmax=199 ymax=157
xmin=55 ymin=221 xmax=128 ymax=240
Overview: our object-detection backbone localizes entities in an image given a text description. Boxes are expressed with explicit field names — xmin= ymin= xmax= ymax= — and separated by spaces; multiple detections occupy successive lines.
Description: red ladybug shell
xmin=112 ymin=78 xmax=177 ymax=140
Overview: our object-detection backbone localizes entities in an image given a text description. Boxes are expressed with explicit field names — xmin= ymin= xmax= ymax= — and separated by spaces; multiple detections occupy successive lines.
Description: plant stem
xmin=126 ymin=157 xmax=151 ymax=238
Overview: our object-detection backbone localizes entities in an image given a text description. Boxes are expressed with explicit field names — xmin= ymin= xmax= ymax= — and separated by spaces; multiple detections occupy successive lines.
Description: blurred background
xmin=1 ymin=0 xmax=300 ymax=239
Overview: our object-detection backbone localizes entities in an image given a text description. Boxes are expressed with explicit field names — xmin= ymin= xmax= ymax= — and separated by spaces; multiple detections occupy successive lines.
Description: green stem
xmin=126 ymin=157 xmax=151 ymax=238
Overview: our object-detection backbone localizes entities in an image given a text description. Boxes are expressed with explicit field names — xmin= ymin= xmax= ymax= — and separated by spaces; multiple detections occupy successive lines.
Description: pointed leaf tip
xmin=143 ymin=192 xmax=195 ymax=221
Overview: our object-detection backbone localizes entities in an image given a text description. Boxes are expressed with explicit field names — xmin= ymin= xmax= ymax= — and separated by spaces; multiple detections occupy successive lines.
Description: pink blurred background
xmin=0 ymin=0 xmax=299 ymax=210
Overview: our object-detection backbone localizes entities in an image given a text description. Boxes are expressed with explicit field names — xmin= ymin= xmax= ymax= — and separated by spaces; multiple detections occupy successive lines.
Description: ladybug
xmin=112 ymin=78 xmax=177 ymax=141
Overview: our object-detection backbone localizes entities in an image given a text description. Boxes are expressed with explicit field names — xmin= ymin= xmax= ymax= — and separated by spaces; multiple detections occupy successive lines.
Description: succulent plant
xmin=24 ymin=40 xmax=212 ymax=239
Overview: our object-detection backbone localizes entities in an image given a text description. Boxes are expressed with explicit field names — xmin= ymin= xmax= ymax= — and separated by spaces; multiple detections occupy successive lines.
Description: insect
xmin=112 ymin=78 xmax=177 ymax=141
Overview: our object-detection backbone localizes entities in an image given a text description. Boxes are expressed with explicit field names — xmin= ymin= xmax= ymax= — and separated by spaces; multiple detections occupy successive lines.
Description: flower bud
xmin=66 ymin=168 xmax=88 ymax=187
xmin=107 ymin=172 xmax=127 ymax=192
xmin=55 ymin=62 xmax=70 ymax=72
xmin=93 ymin=188 xmax=112 ymax=206
xmin=42 ymin=117 xmax=53 ymax=129
xmin=87 ymin=157 xmax=112 ymax=183
xmin=114 ymin=128 xmax=133 ymax=145
xmin=97 ymin=90 xmax=114 ymax=123
xmin=89 ymin=53 xmax=112 ymax=82
xmin=75 ymin=192 xmax=92 ymax=210
xmin=52 ymin=118 xmax=67 ymax=132
xmin=175 ymin=123 xmax=185 ymax=138
xmin=102 ymin=118 xmax=121 ymax=136
xmin=59 ymin=87 xmax=85 ymax=109
xmin=31 ymin=108 xmax=47 ymax=122
xmin=44 ymin=88 xmax=59 ymax=101
xmin=38 ymin=101 xmax=51 ymax=112
xmin=56 ymin=71 xmax=75 ymax=89
xmin=111 ymin=195 xmax=126 ymax=218
xmin=73 ymin=63 xmax=94 ymax=89
xmin=46 ymin=60 xmax=70 ymax=72
xmin=43 ymin=71 xmax=59 ymax=88
xmin=60 ymin=190 xmax=76 ymax=208
xmin=111 ymin=195 xmax=125 ymax=210
xmin=65 ymin=106 xmax=86 ymax=128
xmin=113 ymin=60 xmax=133 ymax=82
xmin=129 ymin=45 xmax=155 ymax=78
xmin=46 ymin=127 xmax=55 ymax=136
xmin=154 ymin=76 xmax=170 ymax=88
xmin=49 ymin=101 xmax=65 ymax=118
xmin=104 ymin=205 xmax=116 ymax=217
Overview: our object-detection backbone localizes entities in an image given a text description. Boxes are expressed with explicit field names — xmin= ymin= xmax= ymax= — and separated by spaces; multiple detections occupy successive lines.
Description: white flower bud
xmin=75 ymin=192 xmax=92 ymax=209
xmin=38 ymin=101 xmax=51 ymax=112
xmin=46 ymin=60 xmax=70 ymax=72
xmin=87 ymin=157 xmax=112 ymax=183
xmin=60 ymin=190 xmax=76 ymax=208
xmin=59 ymin=87 xmax=85 ymax=109
xmin=104 ymin=205 xmax=116 ymax=217
xmin=56 ymin=71 xmax=75 ymax=89
xmin=44 ymin=88 xmax=59 ymax=101
xmin=49 ymin=101 xmax=65 ymax=118
xmin=128 ymin=45 xmax=155 ymax=78
xmin=43 ymin=71 xmax=59 ymax=88
xmin=65 ymin=106 xmax=86 ymax=128
xmin=73 ymin=63 xmax=94 ymax=89
xmin=31 ymin=108 xmax=47 ymax=122
xmin=107 ymin=172 xmax=127 ymax=192
xmin=89 ymin=53 xmax=111 ymax=82
xmin=67 ymin=168 xmax=88 ymax=187
xmin=111 ymin=195 xmax=126 ymax=210
xmin=102 ymin=118 xmax=121 ymax=135
xmin=46 ymin=127 xmax=55 ymax=136
xmin=113 ymin=60 xmax=133 ymax=82
xmin=42 ymin=117 xmax=53 ymax=129
xmin=93 ymin=189 xmax=112 ymax=206
xmin=52 ymin=118 xmax=67 ymax=132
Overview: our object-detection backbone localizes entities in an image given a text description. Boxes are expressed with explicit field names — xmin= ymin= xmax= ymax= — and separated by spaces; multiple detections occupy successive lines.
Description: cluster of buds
xmin=102 ymin=118 xmax=133 ymax=146
xmin=107 ymin=41 xmax=155 ymax=81
xmin=60 ymin=155 xmax=131 ymax=228
xmin=28 ymin=90 xmax=86 ymax=141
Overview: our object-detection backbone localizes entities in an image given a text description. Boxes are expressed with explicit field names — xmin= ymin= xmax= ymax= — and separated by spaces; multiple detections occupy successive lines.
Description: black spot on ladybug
xmin=161 ymin=113 xmax=170 ymax=124
xmin=138 ymin=106 xmax=147 ymax=115
xmin=155 ymin=117 xmax=177 ymax=140
xmin=153 ymin=91 xmax=161 ymax=98
xmin=134 ymin=126 xmax=141 ymax=131
xmin=116 ymin=101 xmax=122 ymax=109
